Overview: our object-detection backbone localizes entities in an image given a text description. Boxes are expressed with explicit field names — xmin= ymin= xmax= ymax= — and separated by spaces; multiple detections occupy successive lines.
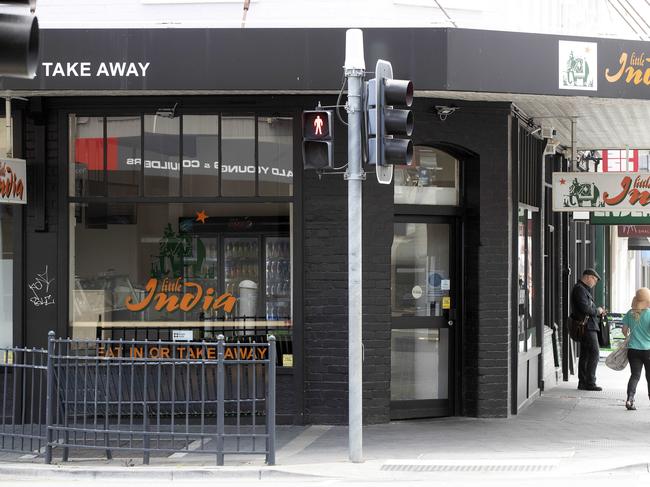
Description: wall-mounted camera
xmin=541 ymin=127 xmax=557 ymax=139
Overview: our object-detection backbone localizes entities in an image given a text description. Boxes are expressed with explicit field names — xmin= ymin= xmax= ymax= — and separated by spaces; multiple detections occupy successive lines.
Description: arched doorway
xmin=390 ymin=146 xmax=465 ymax=419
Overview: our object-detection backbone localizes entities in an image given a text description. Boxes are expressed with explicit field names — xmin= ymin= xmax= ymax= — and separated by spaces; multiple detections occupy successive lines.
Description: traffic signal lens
xmin=303 ymin=112 xmax=331 ymax=140
xmin=385 ymin=139 xmax=413 ymax=165
xmin=384 ymin=109 xmax=413 ymax=136
xmin=303 ymin=140 xmax=332 ymax=170
xmin=385 ymin=79 xmax=413 ymax=106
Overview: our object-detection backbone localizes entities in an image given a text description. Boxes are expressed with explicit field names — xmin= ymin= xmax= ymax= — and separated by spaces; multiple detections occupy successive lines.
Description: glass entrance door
xmin=390 ymin=219 xmax=456 ymax=419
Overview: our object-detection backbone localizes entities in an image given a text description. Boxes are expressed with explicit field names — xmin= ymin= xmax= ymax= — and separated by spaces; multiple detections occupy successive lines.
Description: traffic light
xmin=367 ymin=59 xmax=413 ymax=167
xmin=302 ymin=109 xmax=334 ymax=170
xmin=0 ymin=1 xmax=39 ymax=79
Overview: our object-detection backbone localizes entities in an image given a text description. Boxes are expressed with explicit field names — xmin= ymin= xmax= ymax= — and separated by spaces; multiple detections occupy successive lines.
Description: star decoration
xmin=196 ymin=210 xmax=208 ymax=224
xmin=559 ymin=178 xmax=566 ymax=185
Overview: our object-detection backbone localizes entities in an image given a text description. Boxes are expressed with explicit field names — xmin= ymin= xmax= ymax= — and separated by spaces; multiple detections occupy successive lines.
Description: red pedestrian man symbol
xmin=313 ymin=115 xmax=324 ymax=136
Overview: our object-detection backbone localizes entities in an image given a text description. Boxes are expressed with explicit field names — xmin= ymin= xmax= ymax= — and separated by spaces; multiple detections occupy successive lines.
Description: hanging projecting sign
xmin=552 ymin=172 xmax=650 ymax=212
xmin=0 ymin=158 xmax=27 ymax=205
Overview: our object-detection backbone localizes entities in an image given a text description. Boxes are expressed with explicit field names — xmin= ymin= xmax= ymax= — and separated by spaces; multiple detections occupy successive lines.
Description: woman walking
xmin=622 ymin=287 xmax=650 ymax=410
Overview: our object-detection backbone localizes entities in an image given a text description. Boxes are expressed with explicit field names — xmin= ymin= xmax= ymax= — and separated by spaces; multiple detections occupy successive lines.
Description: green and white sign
xmin=590 ymin=211 xmax=650 ymax=224
xmin=552 ymin=172 xmax=650 ymax=212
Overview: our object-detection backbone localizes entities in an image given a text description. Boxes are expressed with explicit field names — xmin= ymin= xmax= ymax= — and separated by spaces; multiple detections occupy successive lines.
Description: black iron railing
xmin=0 ymin=333 xmax=276 ymax=466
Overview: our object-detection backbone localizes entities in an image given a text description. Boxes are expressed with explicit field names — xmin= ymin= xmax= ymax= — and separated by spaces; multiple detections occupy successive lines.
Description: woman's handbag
xmin=567 ymin=315 xmax=588 ymax=341
xmin=605 ymin=335 xmax=630 ymax=371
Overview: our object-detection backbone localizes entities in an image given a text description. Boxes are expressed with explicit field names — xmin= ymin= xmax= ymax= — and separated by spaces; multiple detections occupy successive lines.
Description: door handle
xmin=448 ymin=320 xmax=454 ymax=327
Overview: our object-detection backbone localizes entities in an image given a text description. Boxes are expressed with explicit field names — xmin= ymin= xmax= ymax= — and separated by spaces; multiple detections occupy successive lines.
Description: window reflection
xmin=107 ymin=116 xmax=141 ymax=197
xmin=144 ymin=115 xmax=180 ymax=197
xmin=391 ymin=223 xmax=450 ymax=317
xmin=70 ymin=116 xmax=104 ymax=197
xmin=221 ymin=116 xmax=255 ymax=197
xmin=182 ymin=115 xmax=219 ymax=197
xmin=258 ymin=117 xmax=293 ymax=196
xmin=394 ymin=147 xmax=459 ymax=205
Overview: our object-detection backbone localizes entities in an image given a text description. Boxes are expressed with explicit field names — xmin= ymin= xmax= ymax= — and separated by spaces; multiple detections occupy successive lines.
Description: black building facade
xmin=4 ymin=26 xmax=635 ymax=424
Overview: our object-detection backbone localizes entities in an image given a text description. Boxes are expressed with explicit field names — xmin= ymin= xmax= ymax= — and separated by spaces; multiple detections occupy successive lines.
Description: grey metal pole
xmin=344 ymin=29 xmax=365 ymax=464
xmin=266 ymin=335 xmax=276 ymax=466
xmin=570 ymin=118 xmax=576 ymax=171
xmin=44 ymin=331 xmax=55 ymax=464
xmin=5 ymin=98 xmax=11 ymax=158
xmin=216 ymin=334 xmax=225 ymax=466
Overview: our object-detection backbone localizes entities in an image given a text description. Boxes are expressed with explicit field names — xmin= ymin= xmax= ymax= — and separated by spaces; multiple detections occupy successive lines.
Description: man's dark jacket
xmin=570 ymin=280 xmax=600 ymax=331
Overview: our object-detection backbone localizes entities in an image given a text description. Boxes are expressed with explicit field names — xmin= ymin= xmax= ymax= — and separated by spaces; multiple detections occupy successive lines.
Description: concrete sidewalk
xmin=1 ymin=360 xmax=649 ymax=481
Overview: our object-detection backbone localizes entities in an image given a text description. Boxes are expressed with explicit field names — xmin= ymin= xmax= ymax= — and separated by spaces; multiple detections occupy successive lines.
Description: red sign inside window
xmin=603 ymin=149 xmax=638 ymax=172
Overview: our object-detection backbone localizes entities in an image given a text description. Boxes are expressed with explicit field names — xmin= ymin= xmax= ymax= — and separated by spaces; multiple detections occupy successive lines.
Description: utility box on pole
xmin=0 ymin=0 xmax=39 ymax=78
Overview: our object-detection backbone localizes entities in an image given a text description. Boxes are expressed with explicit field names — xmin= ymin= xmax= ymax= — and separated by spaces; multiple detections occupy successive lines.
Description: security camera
xmin=541 ymin=127 xmax=557 ymax=139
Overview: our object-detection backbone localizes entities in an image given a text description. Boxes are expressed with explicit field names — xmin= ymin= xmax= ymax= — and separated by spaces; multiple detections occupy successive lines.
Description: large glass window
xmin=0 ymin=205 xmax=13 ymax=349
xmin=70 ymin=114 xmax=292 ymax=198
xmin=70 ymin=202 xmax=293 ymax=366
xmin=394 ymin=147 xmax=459 ymax=206
xmin=518 ymin=207 xmax=538 ymax=352
xmin=68 ymin=112 xmax=295 ymax=367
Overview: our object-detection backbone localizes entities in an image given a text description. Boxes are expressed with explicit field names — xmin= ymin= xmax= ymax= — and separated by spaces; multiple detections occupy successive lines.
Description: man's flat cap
xmin=583 ymin=268 xmax=601 ymax=280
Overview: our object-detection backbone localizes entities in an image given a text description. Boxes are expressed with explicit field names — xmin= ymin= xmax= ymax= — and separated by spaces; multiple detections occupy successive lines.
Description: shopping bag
xmin=605 ymin=335 xmax=630 ymax=371
xmin=567 ymin=315 xmax=587 ymax=341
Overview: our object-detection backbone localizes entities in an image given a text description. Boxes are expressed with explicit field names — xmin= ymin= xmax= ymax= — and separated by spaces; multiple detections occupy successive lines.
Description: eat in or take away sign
xmin=552 ymin=172 xmax=650 ymax=212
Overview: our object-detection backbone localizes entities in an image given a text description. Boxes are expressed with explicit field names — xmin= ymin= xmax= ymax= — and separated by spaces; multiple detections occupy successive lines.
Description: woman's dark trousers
xmin=627 ymin=348 xmax=650 ymax=400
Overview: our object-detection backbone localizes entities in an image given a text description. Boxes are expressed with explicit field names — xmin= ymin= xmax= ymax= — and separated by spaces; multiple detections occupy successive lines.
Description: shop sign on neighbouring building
xmin=552 ymin=172 xmax=650 ymax=212
xmin=618 ymin=225 xmax=650 ymax=237
xmin=591 ymin=211 xmax=650 ymax=224
xmin=0 ymin=158 xmax=27 ymax=205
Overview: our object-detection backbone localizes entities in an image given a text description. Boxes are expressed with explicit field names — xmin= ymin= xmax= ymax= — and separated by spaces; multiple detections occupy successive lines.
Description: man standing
xmin=571 ymin=268 xmax=605 ymax=391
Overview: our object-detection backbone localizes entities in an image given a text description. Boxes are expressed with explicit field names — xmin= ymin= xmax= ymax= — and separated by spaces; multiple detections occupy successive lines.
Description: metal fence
xmin=0 ymin=333 xmax=276 ymax=466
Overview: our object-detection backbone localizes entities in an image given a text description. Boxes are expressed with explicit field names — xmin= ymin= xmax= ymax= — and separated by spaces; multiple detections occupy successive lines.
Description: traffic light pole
xmin=344 ymin=29 xmax=365 ymax=464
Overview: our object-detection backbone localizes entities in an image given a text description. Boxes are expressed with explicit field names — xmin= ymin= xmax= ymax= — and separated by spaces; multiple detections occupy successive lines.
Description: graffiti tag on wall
xmin=28 ymin=265 xmax=55 ymax=307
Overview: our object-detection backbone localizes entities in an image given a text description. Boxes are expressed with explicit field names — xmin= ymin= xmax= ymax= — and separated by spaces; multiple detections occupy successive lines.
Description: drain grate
xmin=381 ymin=462 xmax=557 ymax=473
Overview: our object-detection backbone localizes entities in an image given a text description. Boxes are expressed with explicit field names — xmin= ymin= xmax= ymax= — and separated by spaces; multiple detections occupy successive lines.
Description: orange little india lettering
xmin=605 ymin=51 xmax=650 ymax=85
xmin=125 ymin=278 xmax=237 ymax=313
xmin=0 ymin=163 xmax=24 ymax=201
xmin=603 ymin=176 xmax=650 ymax=207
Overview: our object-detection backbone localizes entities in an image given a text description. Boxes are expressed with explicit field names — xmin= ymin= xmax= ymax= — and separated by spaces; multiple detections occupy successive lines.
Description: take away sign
xmin=552 ymin=172 xmax=650 ymax=212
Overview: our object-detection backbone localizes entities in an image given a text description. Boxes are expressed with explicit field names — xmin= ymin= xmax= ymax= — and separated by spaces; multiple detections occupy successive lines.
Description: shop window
xmin=182 ymin=115 xmax=219 ymax=197
xmin=69 ymin=116 xmax=105 ymax=197
xmin=69 ymin=202 xmax=293 ymax=364
xmin=221 ymin=116 xmax=255 ymax=197
xmin=394 ymin=147 xmax=459 ymax=206
xmin=144 ymin=114 xmax=180 ymax=197
xmin=70 ymin=114 xmax=293 ymax=198
xmin=107 ymin=116 xmax=142 ymax=197
xmin=0 ymin=205 xmax=13 ymax=349
xmin=258 ymin=117 xmax=293 ymax=196
xmin=518 ymin=207 xmax=538 ymax=352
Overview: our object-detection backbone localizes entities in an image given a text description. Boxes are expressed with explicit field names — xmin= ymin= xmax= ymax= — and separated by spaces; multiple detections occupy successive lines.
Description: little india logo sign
xmin=0 ymin=158 xmax=27 ymax=205
xmin=125 ymin=277 xmax=237 ymax=313
xmin=552 ymin=172 xmax=650 ymax=212
xmin=605 ymin=51 xmax=650 ymax=86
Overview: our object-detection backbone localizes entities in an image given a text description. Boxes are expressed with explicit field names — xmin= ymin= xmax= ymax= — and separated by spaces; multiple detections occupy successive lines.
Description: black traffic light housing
xmin=302 ymin=109 xmax=334 ymax=170
xmin=0 ymin=1 xmax=39 ymax=79
xmin=367 ymin=59 xmax=414 ymax=166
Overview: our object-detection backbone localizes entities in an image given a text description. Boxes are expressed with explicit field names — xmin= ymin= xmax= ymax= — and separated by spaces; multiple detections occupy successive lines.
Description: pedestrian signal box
xmin=303 ymin=109 xmax=334 ymax=169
